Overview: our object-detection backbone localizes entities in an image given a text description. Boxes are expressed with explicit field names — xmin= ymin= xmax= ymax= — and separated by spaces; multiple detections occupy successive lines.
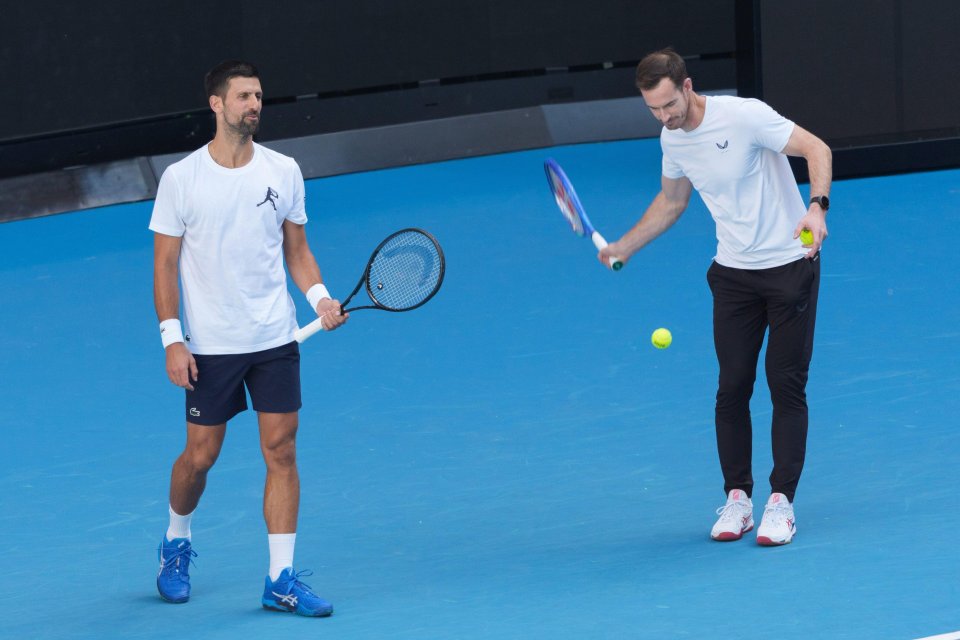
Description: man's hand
xmin=598 ymin=242 xmax=629 ymax=270
xmin=794 ymin=207 xmax=828 ymax=258
xmin=316 ymin=298 xmax=349 ymax=331
xmin=165 ymin=342 xmax=198 ymax=391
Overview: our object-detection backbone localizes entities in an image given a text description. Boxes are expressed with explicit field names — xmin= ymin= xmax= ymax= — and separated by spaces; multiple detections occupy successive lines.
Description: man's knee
xmin=262 ymin=437 xmax=297 ymax=469
xmin=716 ymin=365 xmax=757 ymax=409
xmin=182 ymin=444 xmax=220 ymax=473
xmin=181 ymin=434 xmax=224 ymax=472
xmin=767 ymin=368 xmax=809 ymax=409
xmin=259 ymin=413 xmax=298 ymax=469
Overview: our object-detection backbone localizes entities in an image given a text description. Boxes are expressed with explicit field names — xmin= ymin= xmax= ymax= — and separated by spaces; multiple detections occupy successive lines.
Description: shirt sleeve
xmin=741 ymin=99 xmax=795 ymax=153
xmin=661 ymin=145 xmax=685 ymax=180
xmin=148 ymin=168 xmax=185 ymax=237
xmin=285 ymin=161 xmax=308 ymax=225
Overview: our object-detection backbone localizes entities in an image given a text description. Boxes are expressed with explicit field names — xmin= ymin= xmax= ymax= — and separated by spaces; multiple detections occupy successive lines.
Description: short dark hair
xmin=635 ymin=48 xmax=687 ymax=91
xmin=204 ymin=60 xmax=259 ymax=99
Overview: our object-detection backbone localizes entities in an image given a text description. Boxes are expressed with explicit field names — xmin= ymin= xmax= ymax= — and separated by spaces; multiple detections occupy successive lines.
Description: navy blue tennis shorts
xmin=184 ymin=341 xmax=302 ymax=426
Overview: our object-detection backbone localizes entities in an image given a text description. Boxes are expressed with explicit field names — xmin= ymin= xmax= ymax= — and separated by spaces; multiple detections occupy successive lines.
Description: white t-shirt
xmin=661 ymin=95 xmax=808 ymax=269
xmin=149 ymin=142 xmax=308 ymax=354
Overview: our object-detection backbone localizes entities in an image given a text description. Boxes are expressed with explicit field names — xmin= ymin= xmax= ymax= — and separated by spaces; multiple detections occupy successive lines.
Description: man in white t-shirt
xmin=150 ymin=60 xmax=347 ymax=615
xmin=599 ymin=49 xmax=832 ymax=546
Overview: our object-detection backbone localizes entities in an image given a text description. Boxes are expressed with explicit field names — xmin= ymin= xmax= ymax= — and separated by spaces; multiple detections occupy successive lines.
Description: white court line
xmin=914 ymin=632 xmax=960 ymax=640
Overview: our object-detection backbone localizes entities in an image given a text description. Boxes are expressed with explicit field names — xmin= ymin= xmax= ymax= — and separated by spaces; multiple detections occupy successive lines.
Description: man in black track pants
xmin=599 ymin=48 xmax=832 ymax=546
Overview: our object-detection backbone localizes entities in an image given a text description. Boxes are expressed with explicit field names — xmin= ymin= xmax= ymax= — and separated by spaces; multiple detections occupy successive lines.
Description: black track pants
xmin=706 ymin=254 xmax=820 ymax=503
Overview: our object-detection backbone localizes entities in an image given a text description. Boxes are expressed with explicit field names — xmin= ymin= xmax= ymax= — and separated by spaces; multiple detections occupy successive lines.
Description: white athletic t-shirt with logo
xmin=149 ymin=142 xmax=307 ymax=354
xmin=660 ymin=95 xmax=808 ymax=269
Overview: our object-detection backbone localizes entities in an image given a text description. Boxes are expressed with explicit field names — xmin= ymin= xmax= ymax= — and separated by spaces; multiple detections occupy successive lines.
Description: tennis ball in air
xmin=651 ymin=328 xmax=672 ymax=349
xmin=800 ymin=228 xmax=814 ymax=245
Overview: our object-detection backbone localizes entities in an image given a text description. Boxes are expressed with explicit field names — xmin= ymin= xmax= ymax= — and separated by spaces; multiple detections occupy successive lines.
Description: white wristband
xmin=306 ymin=283 xmax=331 ymax=313
xmin=160 ymin=319 xmax=185 ymax=349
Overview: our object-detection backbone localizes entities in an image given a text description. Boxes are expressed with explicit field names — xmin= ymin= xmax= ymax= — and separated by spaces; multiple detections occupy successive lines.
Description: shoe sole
xmin=757 ymin=536 xmax=793 ymax=546
xmin=757 ymin=529 xmax=796 ymax=546
xmin=262 ymin=602 xmax=333 ymax=617
xmin=158 ymin=592 xmax=189 ymax=604
xmin=711 ymin=524 xmax=754 ymax=541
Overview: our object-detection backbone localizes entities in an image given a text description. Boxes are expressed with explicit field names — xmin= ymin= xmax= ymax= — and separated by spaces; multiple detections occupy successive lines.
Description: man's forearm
xmin=154 ymin=264 xmax=180 ymax=322
xmin=619 ymin=192 xmax=686 ymax=257
xmin=807 ymin=141 xmax=833 ymax=200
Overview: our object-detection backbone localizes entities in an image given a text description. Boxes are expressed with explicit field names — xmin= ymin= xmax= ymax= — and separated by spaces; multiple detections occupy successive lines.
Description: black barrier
xmin=0 ymin=0 xmax=736 ymax=178
xmin=737 ymin=0 xmax=960 ymax=178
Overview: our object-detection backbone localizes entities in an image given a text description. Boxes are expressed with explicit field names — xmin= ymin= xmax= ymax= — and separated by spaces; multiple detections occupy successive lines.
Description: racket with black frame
xmin=544 ymin=158 xmax=623 ymax=270
xmin=295 ymin=228 xmax=445 ymax=343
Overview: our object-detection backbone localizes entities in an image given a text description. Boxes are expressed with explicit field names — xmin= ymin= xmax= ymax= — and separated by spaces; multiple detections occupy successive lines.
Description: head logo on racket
xmin=294 ymin=228 xmax=445 ymax=343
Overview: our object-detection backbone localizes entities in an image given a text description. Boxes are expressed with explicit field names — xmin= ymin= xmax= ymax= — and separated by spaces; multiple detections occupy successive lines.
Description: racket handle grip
xmin=591 ymin=231 xmax=624 ymax=271
xmin=294 ymin=315 xmax=325 ymax=343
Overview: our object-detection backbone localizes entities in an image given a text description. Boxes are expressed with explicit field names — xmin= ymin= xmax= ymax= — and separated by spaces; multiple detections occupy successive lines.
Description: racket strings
xmin=547 ymin=169 xmax=585 ymax=236
xmin=367 ymin=231 xmax=443 ymax=310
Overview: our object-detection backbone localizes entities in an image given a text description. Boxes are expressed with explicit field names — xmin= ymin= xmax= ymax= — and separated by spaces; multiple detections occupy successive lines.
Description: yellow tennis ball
xmin=800 ymin=228 xmax=814 ymax=245
xmin=651 ymin=328 xmax=672 ymax=349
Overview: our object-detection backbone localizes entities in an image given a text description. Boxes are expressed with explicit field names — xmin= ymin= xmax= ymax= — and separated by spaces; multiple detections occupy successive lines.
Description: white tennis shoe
xmin=756 ymin=492 xmax=796 ymax=546
xmin=710 ymin=489 xmax=754 ymax=541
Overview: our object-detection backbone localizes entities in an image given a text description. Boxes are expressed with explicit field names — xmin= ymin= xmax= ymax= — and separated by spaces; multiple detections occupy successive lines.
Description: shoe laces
xmin=715 ymin=499 xmax=750 ymax=522
xmin=157 ymin=542 xmax=198 ymax=575
xmin=287 ymin=570 xmax=320 ymax=598
xmin=762 ymin=501 xmax=792 ymax=526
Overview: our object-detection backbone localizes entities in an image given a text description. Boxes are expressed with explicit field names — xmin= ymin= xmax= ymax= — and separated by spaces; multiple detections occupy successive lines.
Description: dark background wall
xmin=2 ymin=0 xmax=959 ymax=192
xmin=742 ymin=0 xmax=960 ymax=178
xmin=0 ymin=0 xmax=736 ymax=178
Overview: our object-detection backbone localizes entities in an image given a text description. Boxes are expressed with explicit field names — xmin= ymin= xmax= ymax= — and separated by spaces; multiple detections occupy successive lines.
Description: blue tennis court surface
xmin=1 ymin=138 xmax=958 ymax=639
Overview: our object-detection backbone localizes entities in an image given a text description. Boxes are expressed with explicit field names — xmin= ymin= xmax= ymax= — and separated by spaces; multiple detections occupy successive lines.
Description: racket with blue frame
xmin=544 ymin=158 xmax=623 ymax=271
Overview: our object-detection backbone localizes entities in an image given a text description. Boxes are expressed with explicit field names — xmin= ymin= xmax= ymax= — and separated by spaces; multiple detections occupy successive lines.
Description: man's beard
xmin=227 ymin=112 xmax=260 ymax=137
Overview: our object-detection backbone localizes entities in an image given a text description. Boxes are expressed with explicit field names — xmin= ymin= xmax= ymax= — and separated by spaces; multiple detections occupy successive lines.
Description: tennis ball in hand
xmin=800 ymin=228 xmax=814 ymax=245
xmin=651 ymin=328 xmax=672 ymax=349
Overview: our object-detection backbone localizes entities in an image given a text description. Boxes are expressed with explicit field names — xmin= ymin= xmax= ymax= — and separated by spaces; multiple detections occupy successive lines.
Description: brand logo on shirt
xmin=716 ymin=140 xmax=729 ymax=151
xmin=256 ymin=187 xmax=279 ymax=211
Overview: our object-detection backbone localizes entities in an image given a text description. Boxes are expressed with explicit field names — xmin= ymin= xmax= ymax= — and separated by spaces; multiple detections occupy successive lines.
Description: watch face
xmin=813 ymin=196 xmax=830 ymax=210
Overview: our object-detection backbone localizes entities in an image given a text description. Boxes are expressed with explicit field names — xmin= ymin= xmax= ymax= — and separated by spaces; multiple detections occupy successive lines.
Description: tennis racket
xmin=294 ymin=228 xmax=445 ymax=343
xmin=544 ymin=158 xmax=623 ymax=270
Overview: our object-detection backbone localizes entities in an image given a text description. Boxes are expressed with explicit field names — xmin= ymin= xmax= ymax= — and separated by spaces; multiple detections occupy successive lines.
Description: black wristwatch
xmin=810 ymin=195 xmax=830 ymax=211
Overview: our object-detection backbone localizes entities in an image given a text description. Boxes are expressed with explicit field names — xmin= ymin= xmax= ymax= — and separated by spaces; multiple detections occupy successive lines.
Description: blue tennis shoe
xmin=157 ymin=537 xmax=197 ymax=603
xmin=262 ymin=568 xmax=333 ymax=617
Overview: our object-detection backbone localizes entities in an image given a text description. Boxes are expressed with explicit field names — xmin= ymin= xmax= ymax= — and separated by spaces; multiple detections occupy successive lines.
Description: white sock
xmin=166 ymin=505 xmax=193 ymax=541
xmin=268 ymin=533 xmax=297 ymax=581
